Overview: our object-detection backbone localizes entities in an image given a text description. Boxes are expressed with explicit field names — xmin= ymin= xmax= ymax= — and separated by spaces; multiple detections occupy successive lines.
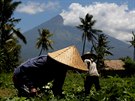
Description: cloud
xmin=16 ymin=1 xmax=59 ymax=14
xmin=60 ymin=2 xmax=135 ymax=43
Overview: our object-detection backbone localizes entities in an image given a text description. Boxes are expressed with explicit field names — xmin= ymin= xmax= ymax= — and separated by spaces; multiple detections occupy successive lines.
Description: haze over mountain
xmin=20 ymin=15 xmax=133 ymax=61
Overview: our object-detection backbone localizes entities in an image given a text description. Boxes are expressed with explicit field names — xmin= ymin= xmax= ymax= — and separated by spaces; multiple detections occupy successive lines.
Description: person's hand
xmin=30 ymin=88 xmax=37 ymax=96
xmin=30 ymin=88 xmax=37 ymax=93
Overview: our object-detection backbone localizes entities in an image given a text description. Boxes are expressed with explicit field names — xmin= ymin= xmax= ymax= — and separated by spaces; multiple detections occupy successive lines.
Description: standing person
xmin=13 ymin=45 xmax=88 ymax=97
xmin=84 ymin=58 xmax=101 ymax=95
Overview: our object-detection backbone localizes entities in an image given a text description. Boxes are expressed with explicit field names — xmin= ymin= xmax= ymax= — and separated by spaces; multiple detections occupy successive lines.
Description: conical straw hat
xmin=48 ymin=45 xmax=88 ymax=71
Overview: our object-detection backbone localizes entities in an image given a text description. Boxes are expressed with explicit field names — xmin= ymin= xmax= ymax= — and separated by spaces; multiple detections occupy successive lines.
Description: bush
xmin=0 ymin=42 xmax=21 ymax=73
xmin=121 ymin=57 xmax=135 ymax=71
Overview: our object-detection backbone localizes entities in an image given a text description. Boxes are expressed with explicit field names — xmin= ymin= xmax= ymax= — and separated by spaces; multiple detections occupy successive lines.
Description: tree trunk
xmin=82 ymin=35 xmax=86 ymax=55
xmin=39 ymin=48 xmax=43 ymax=56
xmin=134 ymin=47 xmax=135 ymax=61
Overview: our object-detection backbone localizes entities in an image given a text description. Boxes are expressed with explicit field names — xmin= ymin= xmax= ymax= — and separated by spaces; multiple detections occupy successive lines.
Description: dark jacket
xmin=13 ymin=55 xmax=67 ymax=90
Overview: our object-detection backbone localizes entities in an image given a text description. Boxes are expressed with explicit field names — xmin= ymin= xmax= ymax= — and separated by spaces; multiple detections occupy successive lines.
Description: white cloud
xmin=60 ymin=2 xmax=135 ymax=43
xmin=16 ymin=1 xmax=59 ymax=14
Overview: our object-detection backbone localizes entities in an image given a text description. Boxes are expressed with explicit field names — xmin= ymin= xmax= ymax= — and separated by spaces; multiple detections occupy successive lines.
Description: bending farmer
xmin=13 ymin=46 xmax=88 ymax=97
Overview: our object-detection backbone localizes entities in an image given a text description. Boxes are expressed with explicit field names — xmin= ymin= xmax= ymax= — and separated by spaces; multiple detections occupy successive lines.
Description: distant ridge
xmin=21 ymin=15 xmax=133 ymax=60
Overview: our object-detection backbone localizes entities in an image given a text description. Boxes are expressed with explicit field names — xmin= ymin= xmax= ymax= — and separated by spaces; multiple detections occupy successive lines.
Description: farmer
xmin=82 ymin=53 xmax=101 ymax=95
xmin=13 ymin=45 xmax=88 ymax=97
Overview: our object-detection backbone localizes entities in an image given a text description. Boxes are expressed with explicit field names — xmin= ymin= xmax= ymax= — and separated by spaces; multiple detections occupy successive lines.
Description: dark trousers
xmin=52 ymin=70 xmax=67 ymax=97
xmin=84 ymin=76 xmax=101 ymax=95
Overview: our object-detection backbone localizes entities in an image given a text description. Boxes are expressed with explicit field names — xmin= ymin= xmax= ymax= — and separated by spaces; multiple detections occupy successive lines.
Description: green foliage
xmin=0 ymin=0 xmax=26 ymax=72
xmin=0 ymin=97 xmax=31 ymax=101
xmin=100 ymin=76 xmax=135 ymax=101
xmin=0 ymin=49 xmax=6 ymax=72
xmin=0 ymin=38 xmax=21 ymax=72
xmin=1 ymin=71 xmax=135 ymax=100
xmin=36 ymin=28 xmax=53 ymax=56
xmin=121 ymin=57 xmax=135 ymax=71
xmin=0 ymin=73 xmax=13 ymax=88
xmin=0 ymin=0 xmax=25 ymax=72
xmin=94 ymin=34 xmax=113 ymax=68
xmin=0 ymin=0 xmax=26 ymax=47
xmin=77 ymin=13 xmax=102 ymax=55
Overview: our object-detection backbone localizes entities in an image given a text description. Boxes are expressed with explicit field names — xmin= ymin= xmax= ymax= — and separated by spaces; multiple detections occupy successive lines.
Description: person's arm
xmin=84 ymin=59 xmax=91 ymax=69
xmin=20 ymin=66 xmax=37 ymax=92
xmin=21 ymin=74 xmax=35 ymax=88
xmin=87 ymin=62 xmax=90 ymax=69
xmin=21 ymin=56 xmax=47 ymax=93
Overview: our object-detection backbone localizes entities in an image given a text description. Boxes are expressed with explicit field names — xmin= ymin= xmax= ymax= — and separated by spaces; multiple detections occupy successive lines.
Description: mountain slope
xmin=21 ymin=15 xmax=133 ymax=60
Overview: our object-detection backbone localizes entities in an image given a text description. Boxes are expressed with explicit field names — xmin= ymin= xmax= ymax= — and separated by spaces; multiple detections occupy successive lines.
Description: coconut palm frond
xmin=36 ymin=28 xmax=53 ymax=55
xmin=12 ymin=28 xmax=27 ymax=44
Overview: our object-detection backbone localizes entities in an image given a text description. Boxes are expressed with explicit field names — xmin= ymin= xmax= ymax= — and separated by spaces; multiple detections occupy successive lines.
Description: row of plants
xmin=0 ymin=71 xmax=135 ymax=101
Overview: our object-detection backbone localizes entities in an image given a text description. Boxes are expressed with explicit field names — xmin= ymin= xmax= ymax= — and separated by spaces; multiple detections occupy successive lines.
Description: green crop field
xmin=0 ymin=71 xmax=135 ymax=101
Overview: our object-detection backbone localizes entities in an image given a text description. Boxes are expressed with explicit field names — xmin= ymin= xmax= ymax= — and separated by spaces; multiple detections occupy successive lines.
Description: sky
xmin=13 ymin=0 xmax=135 ymax=43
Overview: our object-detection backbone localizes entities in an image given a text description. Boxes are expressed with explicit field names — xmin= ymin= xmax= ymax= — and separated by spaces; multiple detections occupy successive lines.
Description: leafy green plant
xmin=1 ymin=71 xmax=135 ymax=101
xmin=121 ymin=57 xmax=135 ymax=71
xmin=0 ymin=0 xmax=26 ymax=73
xmin=0 ymin=39 xmax=21 ymax=73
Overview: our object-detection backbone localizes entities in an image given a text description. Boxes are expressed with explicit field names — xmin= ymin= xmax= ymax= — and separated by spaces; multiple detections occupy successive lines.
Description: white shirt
xmin=84 ymin=59 xmax=99 ymax=76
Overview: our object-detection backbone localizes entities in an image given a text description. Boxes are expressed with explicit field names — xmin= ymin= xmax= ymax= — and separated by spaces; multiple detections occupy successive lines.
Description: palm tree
xmin=94 ymin=34 xmax=113 ymax=68
xmin=77 ymin=13 xmax=102 ymax=55
xmin=129 ymin=31 xmax=135 ymax=61
xmin=0 ymin=0 xmax=26 ymax=48
xmin=0 ymin=0 xmax=26 ymax=72
xmin=36 ymin=29 xmax=53 ymax=56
